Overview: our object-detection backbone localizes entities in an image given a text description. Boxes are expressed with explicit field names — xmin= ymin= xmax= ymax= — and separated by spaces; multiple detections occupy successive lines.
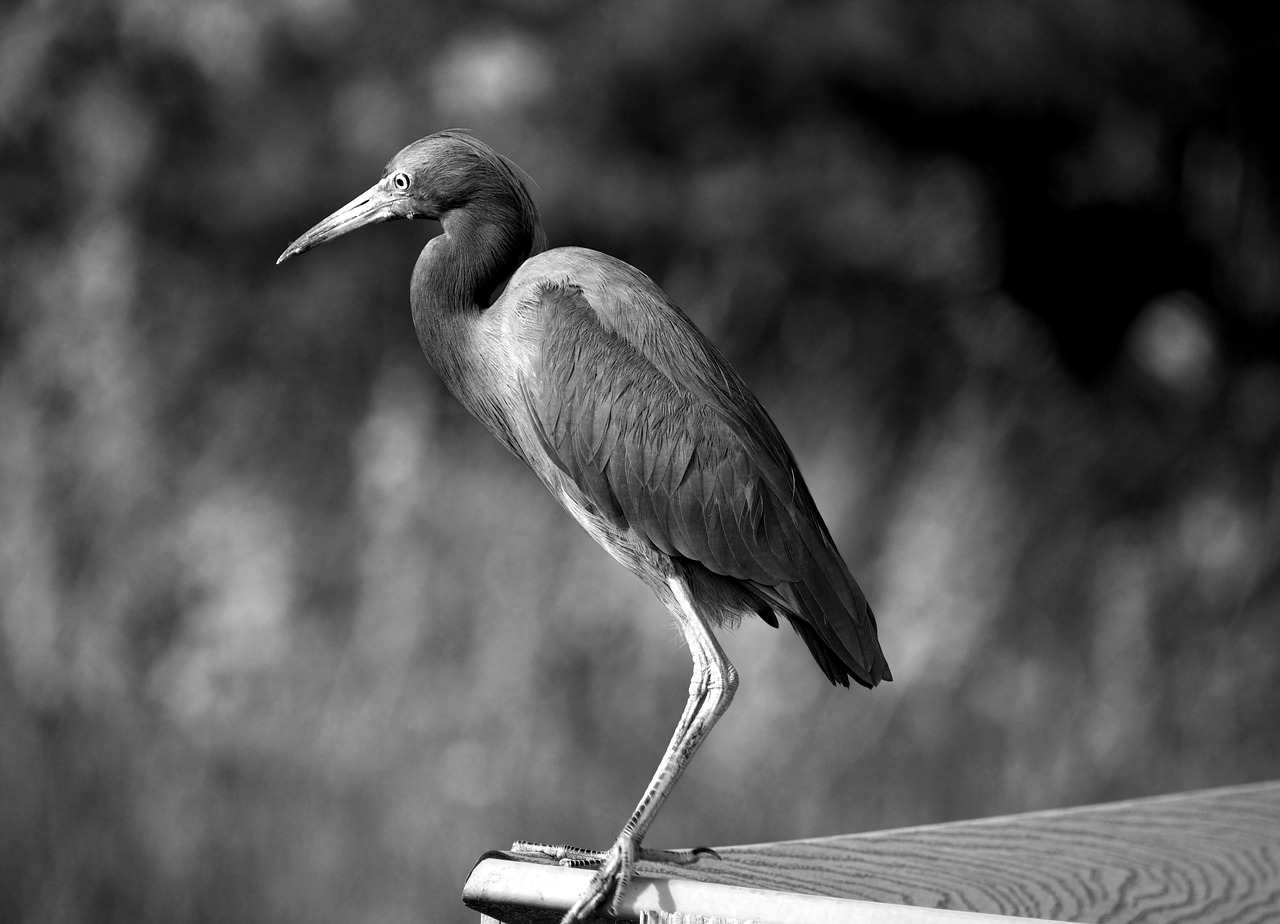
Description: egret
xmin=278 ymin=131 xmax=890 ymax=923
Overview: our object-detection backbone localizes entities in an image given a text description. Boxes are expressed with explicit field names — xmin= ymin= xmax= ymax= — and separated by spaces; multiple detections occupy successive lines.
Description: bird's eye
xmin=392 ymin=172 xmax=411 ymax=191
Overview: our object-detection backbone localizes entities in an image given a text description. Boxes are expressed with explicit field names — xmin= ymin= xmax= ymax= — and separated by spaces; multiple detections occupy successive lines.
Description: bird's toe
xmin=637 ymin=844 xmax=721 ymax=865
xmin=510 ymin=841 xmax=606 ymax=868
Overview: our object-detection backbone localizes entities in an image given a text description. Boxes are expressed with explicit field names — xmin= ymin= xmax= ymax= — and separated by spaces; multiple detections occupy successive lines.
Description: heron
xmin=277 ymin=130 xmax=890 ymax=923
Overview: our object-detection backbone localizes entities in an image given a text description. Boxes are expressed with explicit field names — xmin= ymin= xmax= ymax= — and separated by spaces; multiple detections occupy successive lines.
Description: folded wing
xmin=518 ymin=259 xmax=890 ymax=689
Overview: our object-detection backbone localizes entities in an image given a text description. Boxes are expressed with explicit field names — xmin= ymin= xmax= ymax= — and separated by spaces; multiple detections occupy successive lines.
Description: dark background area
xmin=3 ymin=2 xmax=1279 ymax=922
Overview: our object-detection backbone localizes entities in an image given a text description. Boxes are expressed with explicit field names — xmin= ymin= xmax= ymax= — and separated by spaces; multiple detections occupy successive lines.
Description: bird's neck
xmin=412 ymin=190 xmax=543 ymax=308
xmin=409 ymin=197 xmax=543 ymax=396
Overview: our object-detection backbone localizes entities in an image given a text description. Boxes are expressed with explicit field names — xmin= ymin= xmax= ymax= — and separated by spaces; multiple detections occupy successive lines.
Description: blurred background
xmin=3 ymin=0 xmax=1280 ymax=922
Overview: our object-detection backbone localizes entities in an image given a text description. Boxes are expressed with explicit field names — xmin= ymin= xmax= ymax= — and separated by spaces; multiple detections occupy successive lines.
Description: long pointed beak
xmin=276 ymin=183 xmax=402 ymax=265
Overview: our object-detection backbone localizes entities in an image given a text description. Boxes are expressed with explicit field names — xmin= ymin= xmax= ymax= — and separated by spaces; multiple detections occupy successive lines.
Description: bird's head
xmin=277 ymin=130 xmax=540 ymax=265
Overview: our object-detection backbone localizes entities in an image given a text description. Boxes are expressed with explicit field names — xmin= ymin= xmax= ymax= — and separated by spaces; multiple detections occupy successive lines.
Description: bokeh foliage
xmin=2 ymin=1 xmax=1279 ymax=923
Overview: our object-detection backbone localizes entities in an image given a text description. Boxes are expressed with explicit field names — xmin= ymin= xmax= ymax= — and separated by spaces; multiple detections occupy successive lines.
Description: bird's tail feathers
xmin=750 ymin=563 xmax=891 ymax=689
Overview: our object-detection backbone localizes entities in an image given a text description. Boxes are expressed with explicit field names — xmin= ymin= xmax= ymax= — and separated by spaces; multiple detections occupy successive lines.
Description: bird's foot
xmin=511 ymin=840 xmax=720 ymax=867
xmin=510 ymin=838 xmax=719 ymax=922
xmin=561 ymin=835 xmax=635 ymax=923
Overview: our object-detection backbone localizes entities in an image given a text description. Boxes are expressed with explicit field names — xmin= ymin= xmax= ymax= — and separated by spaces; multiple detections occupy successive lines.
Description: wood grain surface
xmin=471 ymin=781 xmax=1280 ymax=922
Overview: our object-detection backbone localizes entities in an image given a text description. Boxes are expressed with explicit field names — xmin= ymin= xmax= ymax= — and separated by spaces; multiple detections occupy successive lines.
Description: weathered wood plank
xmin=465 ymin=781 xmax=1280 ymax=923
xmin=686 ymin=780 xmax=1280 ymax=921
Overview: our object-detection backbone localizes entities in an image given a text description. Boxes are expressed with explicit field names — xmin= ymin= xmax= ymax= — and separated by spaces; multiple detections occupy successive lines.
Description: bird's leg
xmin=516 ymin=635 xmax=719 ymax=864
xmin=549 ymin=576 xmax=738 ymax=923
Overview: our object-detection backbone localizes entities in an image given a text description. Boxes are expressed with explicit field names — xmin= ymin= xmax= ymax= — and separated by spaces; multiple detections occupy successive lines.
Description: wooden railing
xmin=463 ymin=779 xmax=1280 ymax=923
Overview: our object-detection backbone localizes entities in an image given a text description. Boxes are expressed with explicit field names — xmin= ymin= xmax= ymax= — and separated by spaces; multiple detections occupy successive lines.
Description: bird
xmin=277 ymin=130 xmax=890 ymax=923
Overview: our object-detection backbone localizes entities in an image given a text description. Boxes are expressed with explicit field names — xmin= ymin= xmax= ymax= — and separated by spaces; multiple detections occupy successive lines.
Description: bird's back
xmin=482 ymin=247 xmax=890 ymax=689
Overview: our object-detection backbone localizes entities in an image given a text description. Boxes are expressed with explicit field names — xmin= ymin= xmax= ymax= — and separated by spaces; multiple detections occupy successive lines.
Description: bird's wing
xmin=513 ymin=251 xmax=888 ymax=687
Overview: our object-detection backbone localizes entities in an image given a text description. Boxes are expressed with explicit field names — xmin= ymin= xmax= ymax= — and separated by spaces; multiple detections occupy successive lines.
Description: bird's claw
xmin=510 ymin=838 xmax=719 ymax=922
xmin=640 ymin=844 xmax=721 ymax=864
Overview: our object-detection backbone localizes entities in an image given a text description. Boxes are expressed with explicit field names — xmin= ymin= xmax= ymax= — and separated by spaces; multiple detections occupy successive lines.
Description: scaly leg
xmin=514 ymin=576 xmax=738 ymax=923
